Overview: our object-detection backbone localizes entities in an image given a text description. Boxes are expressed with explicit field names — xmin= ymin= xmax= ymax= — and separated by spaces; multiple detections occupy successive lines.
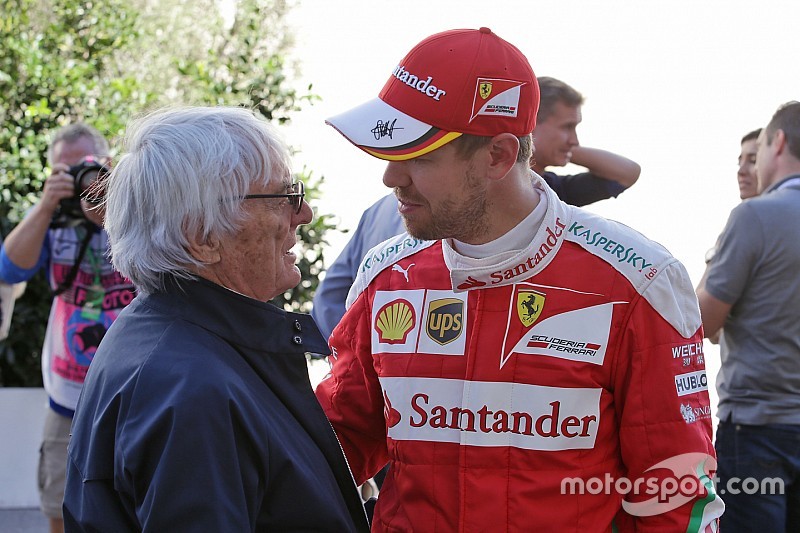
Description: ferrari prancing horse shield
xmin=517 ymin=290 xmax=545 ymax=327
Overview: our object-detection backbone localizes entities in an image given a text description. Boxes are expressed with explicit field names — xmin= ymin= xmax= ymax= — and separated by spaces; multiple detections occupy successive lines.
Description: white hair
xmin=104 ymin=106 xmax=292 ymax=294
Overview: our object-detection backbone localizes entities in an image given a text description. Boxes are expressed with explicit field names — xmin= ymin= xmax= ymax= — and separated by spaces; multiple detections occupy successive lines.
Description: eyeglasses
xmin=241 ymin=180 xmax=305 ymax=214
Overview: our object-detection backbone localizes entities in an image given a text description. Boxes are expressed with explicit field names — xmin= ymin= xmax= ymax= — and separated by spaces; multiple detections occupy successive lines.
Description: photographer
xmin=0 ymin=123 xmax=135 ymax=533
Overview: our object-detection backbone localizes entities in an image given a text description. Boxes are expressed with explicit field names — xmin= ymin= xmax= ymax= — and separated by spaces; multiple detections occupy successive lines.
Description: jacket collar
xmin=145 ymin=276 xmax=329 ymax=357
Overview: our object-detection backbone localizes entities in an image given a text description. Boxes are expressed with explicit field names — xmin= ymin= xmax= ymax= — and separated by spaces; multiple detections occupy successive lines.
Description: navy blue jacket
xmin=64 ymin=277 xmax=369 ymax=532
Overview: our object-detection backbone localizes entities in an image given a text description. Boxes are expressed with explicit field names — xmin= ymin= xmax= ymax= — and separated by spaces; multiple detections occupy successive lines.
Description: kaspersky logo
xmin=567 ymin=221 xmax=654 ymax=273
xmin=375 ymin=299 xmax=416 ymax=344
xmin=360 ymin=237 xmax=427 ymax=273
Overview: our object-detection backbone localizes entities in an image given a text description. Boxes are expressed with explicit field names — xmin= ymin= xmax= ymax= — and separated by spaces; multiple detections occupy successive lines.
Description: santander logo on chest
xmin=380 ymin=376 xmax=601 ymax=451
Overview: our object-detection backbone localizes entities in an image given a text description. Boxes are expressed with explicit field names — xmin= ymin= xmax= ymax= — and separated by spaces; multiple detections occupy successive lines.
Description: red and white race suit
xmin=317 ymin=178 xmax=723 ymax=532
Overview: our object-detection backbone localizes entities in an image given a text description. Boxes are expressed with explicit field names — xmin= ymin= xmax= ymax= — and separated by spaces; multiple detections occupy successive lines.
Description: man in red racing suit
xmin=317 ymin=176 xmax=723 ymax=531
xmin=316 ymin=26 xmax=722 ymax=532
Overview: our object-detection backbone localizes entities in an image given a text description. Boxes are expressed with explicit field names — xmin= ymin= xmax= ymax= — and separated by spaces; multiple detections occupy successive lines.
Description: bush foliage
xmin=0 ymin=0 xmax=334 ymax=386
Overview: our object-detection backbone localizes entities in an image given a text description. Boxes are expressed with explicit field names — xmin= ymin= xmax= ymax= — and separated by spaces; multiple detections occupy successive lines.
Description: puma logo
xmin=391 ymin=263 xmax=415 ymax=282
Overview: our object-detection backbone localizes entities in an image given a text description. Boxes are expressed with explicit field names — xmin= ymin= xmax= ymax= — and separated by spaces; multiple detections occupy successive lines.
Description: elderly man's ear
xmin=187 ymin=231 xmax=222 ymax=265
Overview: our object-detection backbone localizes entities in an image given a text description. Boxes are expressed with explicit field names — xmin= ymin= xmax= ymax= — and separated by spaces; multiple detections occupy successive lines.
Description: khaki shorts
xmin=37 ymin=408 xmax=71 ymax=519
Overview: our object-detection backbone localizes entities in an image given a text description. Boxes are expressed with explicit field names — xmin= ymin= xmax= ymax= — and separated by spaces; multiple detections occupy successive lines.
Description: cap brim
xmin=326 ymin=98 xmax=461 ymax=161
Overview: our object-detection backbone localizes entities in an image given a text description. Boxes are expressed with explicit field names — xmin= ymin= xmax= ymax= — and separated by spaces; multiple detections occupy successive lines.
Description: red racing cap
xmin=326 ymin=27 xmax=540 ymax=161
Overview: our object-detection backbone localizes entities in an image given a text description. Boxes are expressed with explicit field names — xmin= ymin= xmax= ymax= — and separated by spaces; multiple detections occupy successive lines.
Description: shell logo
xmin=375 ymin=299 xmax=416 ymax=344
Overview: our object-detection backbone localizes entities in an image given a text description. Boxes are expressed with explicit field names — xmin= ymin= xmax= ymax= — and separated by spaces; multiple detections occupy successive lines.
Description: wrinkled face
xmin=531 ymin=101 xmax=582 ymax=171
xmin=218 ymin=174 xmax=313 ymax=301
xmin=51 ymin=136 xmax=106 ymax=226
xmin=382 ymin=143 xmax=489 ymax=243
xmin=737 ymin=139 xmax=759 ymax=200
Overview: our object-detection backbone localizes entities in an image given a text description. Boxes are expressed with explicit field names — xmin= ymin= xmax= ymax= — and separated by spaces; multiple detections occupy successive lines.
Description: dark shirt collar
xmin=764 ymin=173 xmax=800 ymax=194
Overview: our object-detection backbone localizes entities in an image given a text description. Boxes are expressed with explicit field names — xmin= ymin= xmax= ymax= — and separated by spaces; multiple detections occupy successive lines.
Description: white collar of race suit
xmin=449 ymin=186 xmax=547 ymax=261
xmin=443 ymin=173 xmax=573 ymax=292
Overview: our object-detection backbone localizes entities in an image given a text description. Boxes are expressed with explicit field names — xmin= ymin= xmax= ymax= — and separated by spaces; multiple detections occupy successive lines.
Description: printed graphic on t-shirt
xmin=51 ymin=299 xmax=116 ymax=383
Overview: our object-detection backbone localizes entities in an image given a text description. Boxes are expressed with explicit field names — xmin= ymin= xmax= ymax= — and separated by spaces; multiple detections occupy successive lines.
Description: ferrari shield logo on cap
xmin=471 ymin=77 xmax=525 ymax=122
xmin=517 ymin=290 xmax=545 ymax=327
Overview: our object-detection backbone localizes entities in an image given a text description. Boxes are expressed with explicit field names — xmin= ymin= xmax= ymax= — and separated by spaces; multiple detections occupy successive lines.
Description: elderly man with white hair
xmin=63 ymin=106 xmax=369 ymax=532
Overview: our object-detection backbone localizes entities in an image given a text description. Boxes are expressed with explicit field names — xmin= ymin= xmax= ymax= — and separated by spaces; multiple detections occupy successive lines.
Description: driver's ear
xmin=486 ymin=133 xmax=520 ymax=180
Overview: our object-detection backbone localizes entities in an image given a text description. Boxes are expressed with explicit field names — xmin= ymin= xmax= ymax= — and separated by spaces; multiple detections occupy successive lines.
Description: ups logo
xmin=426 ymin=298 xmax=463 ymax=345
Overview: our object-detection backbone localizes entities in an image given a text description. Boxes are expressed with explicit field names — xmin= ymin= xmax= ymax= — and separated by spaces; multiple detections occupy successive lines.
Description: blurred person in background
xmin=0 ymin=123 xmax=134 ymax=533
xmin=700 ymin=128 xmax=762 ymax=344
xmin=63 ymin=106 xmax=369 ymax=532
xmin=734 ymin=128 xmax=762 ymax=201
xmin=697 ymin=102 xmax=800 ymax=532
xmin=528 ymin=76 xmax=640 ymax=205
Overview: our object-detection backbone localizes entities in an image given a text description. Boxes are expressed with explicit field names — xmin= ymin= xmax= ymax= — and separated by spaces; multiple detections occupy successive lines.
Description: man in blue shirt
xmin=697 ymin=101 xmax=800 ymax=532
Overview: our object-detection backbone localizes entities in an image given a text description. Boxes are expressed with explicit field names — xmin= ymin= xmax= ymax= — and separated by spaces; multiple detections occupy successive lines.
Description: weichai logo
xmin=671 ymin=342 xmax=703 ymax=359
xmin=375 ymin=299 xmax=416 ymax=344
xmin=426 ymin=298 xmax=463 ymax=345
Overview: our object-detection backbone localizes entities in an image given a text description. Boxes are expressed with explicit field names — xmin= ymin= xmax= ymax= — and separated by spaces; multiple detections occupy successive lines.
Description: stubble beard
xmin=401 ymin=167 xmax=490 ymax=242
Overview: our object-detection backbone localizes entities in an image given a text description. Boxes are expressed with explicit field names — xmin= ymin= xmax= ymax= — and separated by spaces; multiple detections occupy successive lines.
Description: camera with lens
xmin=50 ymin=156 xmax=111 ymax=228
